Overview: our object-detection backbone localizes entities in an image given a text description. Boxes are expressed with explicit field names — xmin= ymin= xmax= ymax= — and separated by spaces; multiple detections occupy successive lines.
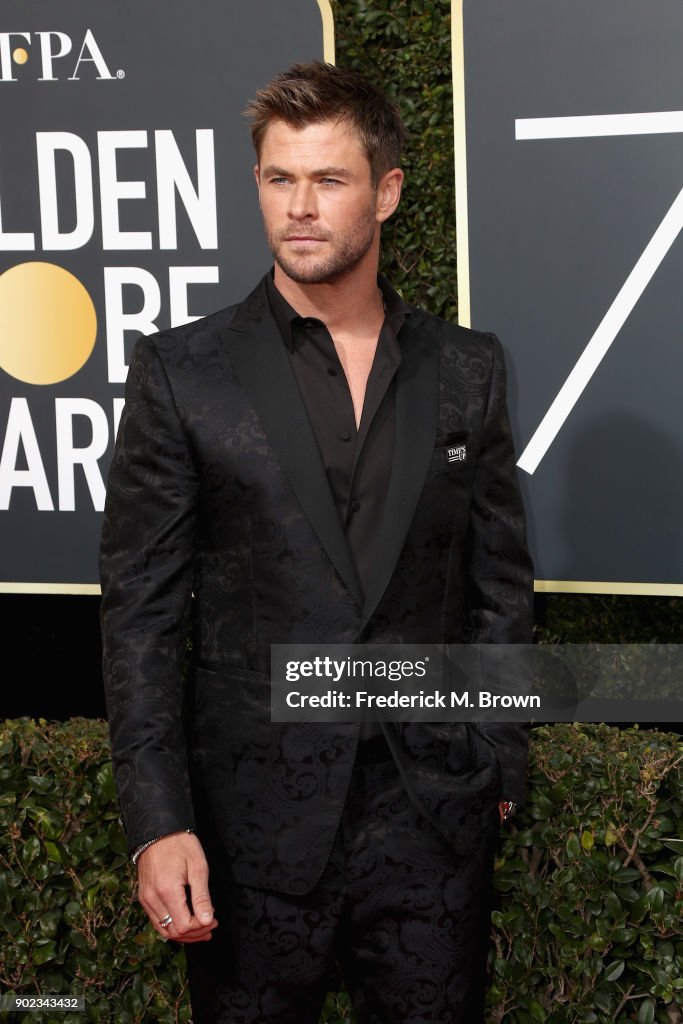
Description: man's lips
xmin=283 ymin=235 xmax=327 ymax=242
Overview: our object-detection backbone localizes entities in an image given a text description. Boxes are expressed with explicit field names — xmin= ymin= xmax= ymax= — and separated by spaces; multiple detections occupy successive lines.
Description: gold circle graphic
xmin=0 ymin=262 xmax=97 ymax=385
xmin=13 ymin=48 xmax=29 ymax=65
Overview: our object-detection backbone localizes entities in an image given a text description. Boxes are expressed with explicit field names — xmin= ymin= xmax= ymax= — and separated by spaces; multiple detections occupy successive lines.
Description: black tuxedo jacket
xmin=100 ymin=273 xmax=534 ymax=895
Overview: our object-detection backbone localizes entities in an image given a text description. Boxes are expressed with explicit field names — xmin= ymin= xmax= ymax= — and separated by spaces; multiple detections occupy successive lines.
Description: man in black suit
xmin=100 ymin=61 xmax=533 ymax=1023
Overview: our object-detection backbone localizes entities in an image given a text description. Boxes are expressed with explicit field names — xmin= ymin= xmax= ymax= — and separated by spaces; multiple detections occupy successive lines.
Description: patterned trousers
xmin=185 ymin=739 xmax=499 ymax=1024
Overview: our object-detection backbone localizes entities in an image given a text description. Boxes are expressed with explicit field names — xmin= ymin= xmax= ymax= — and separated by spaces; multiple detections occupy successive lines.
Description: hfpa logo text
xmin=0 ymin=30 xmax=123 ymax=82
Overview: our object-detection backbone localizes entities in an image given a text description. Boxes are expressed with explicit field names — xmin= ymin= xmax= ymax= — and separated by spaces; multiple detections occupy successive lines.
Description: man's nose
xmin=288 ymin=182 xmax=317 ymax=220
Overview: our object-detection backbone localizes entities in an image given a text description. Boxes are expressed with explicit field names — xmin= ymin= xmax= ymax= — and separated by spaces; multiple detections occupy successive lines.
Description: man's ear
xmin=254 ymin=164 xmax=261 ymax=205
xmin=375 ymin=167 xmax=404 ymax=223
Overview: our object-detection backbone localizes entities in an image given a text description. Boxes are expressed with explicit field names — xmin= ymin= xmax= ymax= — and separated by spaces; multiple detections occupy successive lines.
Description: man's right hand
xmin=136 ymin=831 xmax=218 ymax=943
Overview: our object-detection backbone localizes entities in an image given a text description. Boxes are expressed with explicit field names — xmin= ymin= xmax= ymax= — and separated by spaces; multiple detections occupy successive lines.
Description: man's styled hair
xmin=244 ymin=61 xmax=405 ymax=185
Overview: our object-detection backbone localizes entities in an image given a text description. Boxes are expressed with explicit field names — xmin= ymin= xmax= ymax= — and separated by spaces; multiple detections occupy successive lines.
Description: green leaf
xmin=605 ymin=892 xmax=622 ymax=918
xmin=581 ymin=830 xmax=595 ymax=852
xmin=0 ymin=871 xmax=10 ymax=911
xmin=531 ymin=795 xmax=554 ymax=820
xmin=43 ymin=840 xmax=63 ymax=863
xmin=529 ymin=999 xmax=547 ymax=1022
xmin=631 ymin=896 xmax=649 ymax=922
xmin=637 ymin=998 xmax=655 ymax=1024
xmin=603 ymin=960 xmax=625 ymax=982
xmin=593 ymin=986 xmax=614 ymax=1013
xmin=27 ymin=774 xmax=53 ymax=793
xmin=566 ymin=833 xmax=581 ymax=859
xmin=612 ymin=927 xmax=637 ymax=944
xmin=32 ymin=939 xmax=57 ymax=965
xmin=613 ymin=868 xmax=642 ymax=883
xmin=63 ymin=901 xmax=82 ymax=925
xmin=658 ymin=839 xmax=683 ymax=855
xmin=21 ymin=836 xmax=41 ymax=866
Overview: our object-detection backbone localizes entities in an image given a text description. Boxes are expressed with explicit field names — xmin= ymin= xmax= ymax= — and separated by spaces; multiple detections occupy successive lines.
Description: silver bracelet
xmin=131 ymin=828 xmax=194 ymax=865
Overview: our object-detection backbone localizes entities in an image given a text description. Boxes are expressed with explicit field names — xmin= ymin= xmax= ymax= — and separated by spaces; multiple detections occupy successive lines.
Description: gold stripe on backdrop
xmin=451 ymin=0 xmax=470 ymax=328
xmin=0 ymin=582 xmax=102 ymax=595
xmin=316 ymin=0 xmax=336 ymax=63
xmin=535 ymin=580 xmax=683 ymax=597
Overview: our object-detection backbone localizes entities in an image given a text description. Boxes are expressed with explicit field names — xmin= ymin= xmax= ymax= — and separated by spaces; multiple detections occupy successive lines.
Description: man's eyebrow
xmin=261 ymin=164 xmax=353 ymax=179
xmin=312 ymin=167 xmax=352 ymax=178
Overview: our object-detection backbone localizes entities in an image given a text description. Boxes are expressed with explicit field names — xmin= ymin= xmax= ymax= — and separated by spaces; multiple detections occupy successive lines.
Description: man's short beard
xmin=273 ymin=238 xmax=372 ymax=284
xmin=266 ymin=207 xmax=377 ymax=285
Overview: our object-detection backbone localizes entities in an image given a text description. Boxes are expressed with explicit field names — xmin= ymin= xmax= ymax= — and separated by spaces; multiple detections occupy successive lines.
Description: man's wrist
xmin=131 ymin=828 xmax=195 ymax=865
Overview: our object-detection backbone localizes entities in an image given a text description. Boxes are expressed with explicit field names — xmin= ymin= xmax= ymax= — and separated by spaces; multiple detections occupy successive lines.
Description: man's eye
xmin=321 ymin=178 xmax=342 ymax=186
xmin=270 ymin=177 xmax=290 ymax=185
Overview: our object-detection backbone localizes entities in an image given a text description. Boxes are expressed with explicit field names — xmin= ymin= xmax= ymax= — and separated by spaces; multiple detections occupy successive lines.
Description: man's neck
xmin=272 ymin=263 xmax=384 ymax=335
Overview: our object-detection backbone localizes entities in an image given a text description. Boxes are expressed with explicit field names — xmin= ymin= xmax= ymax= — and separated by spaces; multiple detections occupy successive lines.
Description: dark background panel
xmin=3 ymin=591 xmax=682 ymax=730
xmin=0 ymin=0 xmax=325 ymax=586
xmin=462 ymin=0 xmax=683 ymax=586
xmin=2 ymin=595 xmax=105 ymax=719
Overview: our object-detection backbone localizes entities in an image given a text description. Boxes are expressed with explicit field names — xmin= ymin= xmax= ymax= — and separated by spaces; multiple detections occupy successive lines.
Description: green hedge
xmin=1 ymin=718 xmax=681 ymax=1023
xmin=489 ymin=724 xmax=682 ymax=1024
xmin=332 ymin=0 xmax=457 ymax=321
xmin=0 ymin=719 xmax=187 ymax=1024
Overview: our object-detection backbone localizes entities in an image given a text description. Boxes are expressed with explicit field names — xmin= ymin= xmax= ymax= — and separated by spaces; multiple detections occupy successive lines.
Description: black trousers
xmin=185 ymin=738 xmax=499 ymax=1024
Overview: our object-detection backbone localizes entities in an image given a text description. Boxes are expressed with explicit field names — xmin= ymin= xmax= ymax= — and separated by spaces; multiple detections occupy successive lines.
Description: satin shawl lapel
xmin=221 ymin=280 xmax=363 ymax=610
xmin=360 ymin=313 xmax=440 ymax=629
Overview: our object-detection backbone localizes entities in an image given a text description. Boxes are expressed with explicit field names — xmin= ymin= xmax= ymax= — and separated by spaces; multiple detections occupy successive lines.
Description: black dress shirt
xmin=265 ymin=270 xmax=411 ymax=602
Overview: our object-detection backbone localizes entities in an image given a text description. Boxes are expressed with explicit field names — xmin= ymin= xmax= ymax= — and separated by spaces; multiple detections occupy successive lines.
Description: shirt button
xmin=350 ymin=499 xmax=361 ymax=512
xmin=327 ymin=367 xmax=338 ymax=376
xmin=339 ymin=431 xmax=351 ymax=442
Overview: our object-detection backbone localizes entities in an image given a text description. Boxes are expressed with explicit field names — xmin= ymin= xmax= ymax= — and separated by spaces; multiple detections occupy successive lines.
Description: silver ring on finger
xmin=158 ymin=913 xmax=173 ymax=928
